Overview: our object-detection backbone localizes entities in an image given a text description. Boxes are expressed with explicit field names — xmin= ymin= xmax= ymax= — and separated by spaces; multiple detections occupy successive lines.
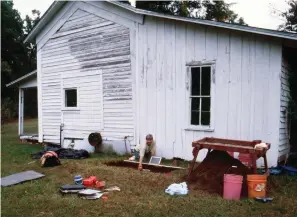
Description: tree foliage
xmin=1 ymin=1 xmax=25 ymax=91
xmin=136 ymin=1 xmax=202 ymax=17
xmin=280 ymin=0 xmax=297 ymax=33
xmin=135 ymin=0 xmax=246 ymax=25
xmin=23 ymin=9 xmax=41 ymax=72
xmin=203 ymin=1 xmax=245 ymax=24
xmin=1 ymin=1 xmax=40 ymax=120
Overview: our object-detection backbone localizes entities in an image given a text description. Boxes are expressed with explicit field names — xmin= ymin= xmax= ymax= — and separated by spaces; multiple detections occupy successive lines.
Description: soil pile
xmin=186 ymin=150 xmax=252 ymax=197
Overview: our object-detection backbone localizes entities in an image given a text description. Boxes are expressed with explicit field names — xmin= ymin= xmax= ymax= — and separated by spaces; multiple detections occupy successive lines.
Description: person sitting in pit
xmin=138 ymin=134 xmax=156 ymax=170
xmin=129 ymin=134 xmax=156 ymax=165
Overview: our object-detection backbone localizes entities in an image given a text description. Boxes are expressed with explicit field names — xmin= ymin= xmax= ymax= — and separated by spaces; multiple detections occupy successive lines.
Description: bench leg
xmin=188 ymin=146 xmax=200 ymax=178
xmin=263 ymin=154 xmax=269 ymax=175
xmin=252 ymin=153 xmax=257 ymax=174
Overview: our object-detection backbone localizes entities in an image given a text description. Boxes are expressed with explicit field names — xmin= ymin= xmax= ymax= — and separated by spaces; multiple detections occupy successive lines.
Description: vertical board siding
xmin=40 ymin=8 xmax=133 ymax=143
xmin=146 ymin=17 xmax=157 ymax=144
xmin=215 ymin=31 xmax=230 ymax=139
xmin=279 ymin=58 xmax=291 ymax=158
xmin=227 ymin=32 xmax=242 ymax=138
xmin=174 ymin=21 xmax=186 ymax=158
xmin=156 ymin=18 xmax=166 ymax=157
xmin=164 ymin=20 xmax=176 ymax=158
xmin=240 ymin=35 xmax=252 ymax=140
xmin=137 ymin=17 xmax=282 ymax=166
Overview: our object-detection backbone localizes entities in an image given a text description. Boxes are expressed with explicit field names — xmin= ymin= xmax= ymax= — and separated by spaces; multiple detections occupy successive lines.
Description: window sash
xmin=64 ymin=88 xmax=77 ymax=108
xmin=190 ymin=66 xmax=211 ymax=126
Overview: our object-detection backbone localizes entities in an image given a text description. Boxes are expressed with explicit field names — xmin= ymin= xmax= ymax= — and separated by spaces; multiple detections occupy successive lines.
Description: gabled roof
xmin=6 ymin=70 xmax=37 ymax=87
xmin=24 ymin=0 xmax=297 ymax=43
xmin=24 ymin=1 xmax=67 ymax=43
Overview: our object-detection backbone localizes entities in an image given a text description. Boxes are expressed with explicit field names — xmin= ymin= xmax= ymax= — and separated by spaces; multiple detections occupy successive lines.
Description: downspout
xmin=60 ymin=123 xmax=64 ymax=147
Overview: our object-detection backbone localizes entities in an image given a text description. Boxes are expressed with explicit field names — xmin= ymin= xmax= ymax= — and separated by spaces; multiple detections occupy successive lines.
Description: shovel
xmin=255 ymin=197 xmax=273 ymax=203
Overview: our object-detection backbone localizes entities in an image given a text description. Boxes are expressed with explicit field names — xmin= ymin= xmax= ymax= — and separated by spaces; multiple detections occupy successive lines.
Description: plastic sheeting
xmin=165 ymin=182 xmax=188 ymax=195
xmin=1 ymin=170 xmax=45 ymax=187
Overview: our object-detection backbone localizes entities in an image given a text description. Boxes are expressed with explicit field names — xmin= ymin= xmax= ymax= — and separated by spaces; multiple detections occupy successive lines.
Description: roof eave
xmin=6 ymin=70 xmax=37 ymax=88
xmin=109 ymin=1 xmax=297 ymax=41
xmin=147 ymin=12 xmax=297 ymax=41
xmin=23 ymin=1 xmax=67 ymax=43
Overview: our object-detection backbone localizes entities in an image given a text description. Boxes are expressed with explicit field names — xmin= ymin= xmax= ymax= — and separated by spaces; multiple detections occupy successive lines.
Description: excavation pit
xmin=104 ymin=160 xmax=184 ymax=173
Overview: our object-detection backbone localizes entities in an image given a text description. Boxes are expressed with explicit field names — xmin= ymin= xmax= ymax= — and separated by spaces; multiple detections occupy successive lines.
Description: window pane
xmin=191 ymin=67 xmax=200 ymax=95
xmin=201 ymin=67 xmax=211 ymax=95
xmin=66 ymin=89 xmax=77 ymax=107
xmin=191 ymin=97 xmax=200 ymax=111
xmin=191 ymin=98 xmax=200 ymax=125
xmin=201 ymin=111 xmax=210 ymax=125
xmin=201 ymin=97 xmax=210 ymax=112
xmin=191 ymin=111 xmax=200 ymax=125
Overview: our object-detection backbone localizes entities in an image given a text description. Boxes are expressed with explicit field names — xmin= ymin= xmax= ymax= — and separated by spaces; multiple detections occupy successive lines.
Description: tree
xmin=280 ymin=0 xmax=297 ymax=32
xmin=1 ymin=1 xmax=40 ymax=121
xmin=1 ymin=1 xmax=24 ymax=97
xmin=203 ymin=1 xmax=246 ymax=24
xmin=24 ymin=9 xmax=40 ymax=35
xmin=135 ymin=0 xmax=246 ymax=25
xmin=24 ymin=9 xmax=41 ymax=71
xmin=136 ymin=1 xmax=202 ymax=17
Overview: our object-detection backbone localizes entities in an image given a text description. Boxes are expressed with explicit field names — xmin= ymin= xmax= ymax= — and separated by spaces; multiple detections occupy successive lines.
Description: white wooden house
xmin=8 ymin=1 xmax=297 ymax=167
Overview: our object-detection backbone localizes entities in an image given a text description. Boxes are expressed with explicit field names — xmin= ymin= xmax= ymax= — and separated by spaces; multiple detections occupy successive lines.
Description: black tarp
xmin=32 ymin=148 xmax=90 ymax=159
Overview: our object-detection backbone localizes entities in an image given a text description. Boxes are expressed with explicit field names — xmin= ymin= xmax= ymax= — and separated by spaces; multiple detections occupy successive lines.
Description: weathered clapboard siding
xmin=40 ymin=8 xmax=133 ymax=143
xmin=136 ymin=17 xmax=282 ymax=166
xmin=279 ymin=58 xmax=291 ymax=158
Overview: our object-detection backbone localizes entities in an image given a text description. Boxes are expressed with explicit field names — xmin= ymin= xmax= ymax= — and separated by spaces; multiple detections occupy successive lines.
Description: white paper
xmin=78 ymin=189 xmax=101 ymax=195
xmin=81 ymin=193 xmax=103 ymax=200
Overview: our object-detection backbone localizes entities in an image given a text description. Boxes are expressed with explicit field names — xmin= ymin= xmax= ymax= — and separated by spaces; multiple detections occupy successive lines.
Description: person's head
xmin=146 ymin=134 xmax=153 ymax=146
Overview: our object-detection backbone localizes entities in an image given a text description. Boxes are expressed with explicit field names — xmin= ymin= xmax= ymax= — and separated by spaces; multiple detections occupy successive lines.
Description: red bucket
xmin=223 ymin=174 xmax=243 ymax=200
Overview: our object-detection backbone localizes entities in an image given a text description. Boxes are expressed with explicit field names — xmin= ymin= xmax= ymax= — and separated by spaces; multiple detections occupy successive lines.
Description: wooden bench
xmin=188 ymin=137 xmax=270 ymax=177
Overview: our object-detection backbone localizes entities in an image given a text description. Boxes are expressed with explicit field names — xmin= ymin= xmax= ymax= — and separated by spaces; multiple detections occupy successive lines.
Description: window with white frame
xmin=64 ymin=88 xmax=77 ymax=107
xmin=190 ymin=66 xmax=212 ymax=126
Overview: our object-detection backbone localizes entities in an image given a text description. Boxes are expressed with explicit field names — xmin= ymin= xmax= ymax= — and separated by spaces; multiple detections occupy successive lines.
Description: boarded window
xmin=190 ymin=66 xmax=211 ymax=126
xmin=65 ymin=89 xmax=77 ymax=107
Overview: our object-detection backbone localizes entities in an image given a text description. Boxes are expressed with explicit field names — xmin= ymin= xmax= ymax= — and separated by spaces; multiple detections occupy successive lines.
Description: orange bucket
xmin=247 ymin=174 xmax=267 ymax=198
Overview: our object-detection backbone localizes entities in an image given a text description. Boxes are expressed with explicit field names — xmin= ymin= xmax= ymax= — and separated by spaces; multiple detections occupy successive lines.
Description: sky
xmin=13 ymin=0 xmax=289 ymax=31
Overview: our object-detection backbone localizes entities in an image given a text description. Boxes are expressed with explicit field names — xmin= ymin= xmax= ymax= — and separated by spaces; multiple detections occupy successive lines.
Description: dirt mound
xmin=186 ymin=150 xmax=252 ymax=197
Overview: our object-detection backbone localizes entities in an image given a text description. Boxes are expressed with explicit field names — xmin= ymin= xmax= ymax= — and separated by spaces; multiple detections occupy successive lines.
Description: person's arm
xmin=138 ymin=156 xmax=144 ymax=170
xmin=138 ymin=147 xmax=145 ymax=170
xmin=151 ymin=141 xmax=156 ymax=156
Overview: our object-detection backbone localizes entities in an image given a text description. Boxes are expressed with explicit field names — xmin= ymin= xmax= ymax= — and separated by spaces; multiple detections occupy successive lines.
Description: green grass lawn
xmin=1 ymin=119 xmax=297 ymax=217
xmin=23 ymin=118 xmax=38 ymax=134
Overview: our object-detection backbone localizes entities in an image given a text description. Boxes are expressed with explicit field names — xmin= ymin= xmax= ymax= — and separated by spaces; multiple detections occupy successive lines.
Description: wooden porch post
xmin=18 ymin=88 xmax=24 ymax=136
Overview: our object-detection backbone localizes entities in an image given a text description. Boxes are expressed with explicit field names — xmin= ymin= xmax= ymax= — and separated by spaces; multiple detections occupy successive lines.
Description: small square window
xmin=65 ymin=89 xmax=77 ymax=107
